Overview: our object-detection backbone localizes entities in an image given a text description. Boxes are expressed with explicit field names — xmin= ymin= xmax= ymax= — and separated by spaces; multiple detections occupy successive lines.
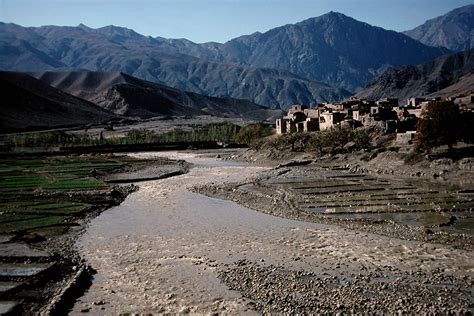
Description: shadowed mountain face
xmin=355 ymin=49 xmax=474 ymax=103
xmin=427 ymin=72 xmax=474 ymax=98
xmin=0 ymin=22 xmax=350 ymax=110
xmin=162 ymin=12 xmax=448 ymax=92
xmin=404 ymin=5 xmax=474 ymax=52
xmin=31 ymin=71 xmax=283 ymax=121
xmin=0 ymin=71 xmax=115 ymax=132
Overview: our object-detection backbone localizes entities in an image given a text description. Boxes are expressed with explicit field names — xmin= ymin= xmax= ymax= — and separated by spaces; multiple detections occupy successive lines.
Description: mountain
xmin=404 ymin=5 xmax=474 ymax=52
xmin=0 ymin=10 xmax=447 ymax=106
xmin=30 ymin=71 xmax=283 ymax=121
xmin=355 ymin=49 xmax=474 ymax=103
xmin=0 ymin=22 xmax=350 ymax=110
xmin=0 ymin=71 xmax=115 ymax=132
xmin=163 ymin=12 xmax=448 ymax=92
xmin=426 ymin=72 xmax=474 ymax=98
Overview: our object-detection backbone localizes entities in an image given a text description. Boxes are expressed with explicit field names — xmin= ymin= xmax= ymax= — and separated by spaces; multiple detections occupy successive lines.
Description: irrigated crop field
xmin=0 ymin=156 xmax=126 ymax=235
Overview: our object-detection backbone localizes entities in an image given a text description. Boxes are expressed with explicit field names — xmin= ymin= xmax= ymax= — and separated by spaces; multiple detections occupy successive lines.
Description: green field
xmin=0 ymin=155 xmax=126 ymax=234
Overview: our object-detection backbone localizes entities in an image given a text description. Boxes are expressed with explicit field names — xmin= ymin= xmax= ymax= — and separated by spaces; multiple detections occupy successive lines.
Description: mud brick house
xmin=276 ymin=105 xmax=319 ymax=134
xmin=318 ymin=111 xmax=346 ymax=130
xmin=275 ymin=96 xmax=466 ymax=135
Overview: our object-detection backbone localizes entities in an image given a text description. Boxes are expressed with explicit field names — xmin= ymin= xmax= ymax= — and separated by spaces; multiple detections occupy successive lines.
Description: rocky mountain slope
xmin=0 ymin=22 xmax=350 ymax=110
xmin=31 ymin=71 xmax=282 ymax=121
xmin=355 ymin=49 xmax=474 ymax=103
xmin=426 ymin=72 xmax=474 ymax=98
xmin=3 ymin=8 xmax=468 ymax=109
xmin=162 ymin=12 xmax=448 ymax=92
xmin=0 ymin=71 xmax=115 ymax=132
xmin=404 ymin=4 xmax=474 ymax=52
xmin=0 ymin=9 xmax=451 ymax=106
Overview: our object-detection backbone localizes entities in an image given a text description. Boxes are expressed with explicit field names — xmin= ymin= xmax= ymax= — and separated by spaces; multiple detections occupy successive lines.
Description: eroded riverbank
xmin=72 ymin=151 xmax=473 ymax=314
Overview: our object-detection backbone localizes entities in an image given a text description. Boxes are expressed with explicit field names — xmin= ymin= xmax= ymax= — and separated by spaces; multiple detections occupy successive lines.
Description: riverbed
xmin=71 ymin=151 xmax=473 ymax=314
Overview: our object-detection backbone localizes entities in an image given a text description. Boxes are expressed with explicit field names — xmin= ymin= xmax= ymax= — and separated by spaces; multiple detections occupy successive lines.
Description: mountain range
xmin=403 ymin=4 xmax=474 ymax=52
xmin=2 ymin=7 xmax=466 ymax=110
xmin=160 ymin=12 xmax=447 ymax=92
xmin=0 ymin=70 xmax=285 ymax=132
xmin=30 ymin=71 xmax=282 ymax=120
xmin=0 ymin=21 xmax=351 ymax=110
xmin=355 ymin=49 xmax=474 ymax=103
xmin=0 ymin=71 xmax=114 ymax=132
xmin=0 ymin=4 xmax=473 ymax=131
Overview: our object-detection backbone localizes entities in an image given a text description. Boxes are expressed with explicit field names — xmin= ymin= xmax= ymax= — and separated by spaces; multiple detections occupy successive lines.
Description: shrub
xmin=352 ymin=128 xmax=372 ymax=150
xmin=323 ymin=125 xmax=353 ymax=154
xmin=235 ymin=123 xmax=273 ymax=148
xmin=403 ymin=150 xmax=424 ymax=165
xmin=306 ymin=126 xmax=372 ymax=155
xmin=307 ymin=132 xmax=329 ymax=155
xmin=125 ymin=129 xmax=157 ymax=144
xmin=281 ymin=133 xmax=311 ymax=151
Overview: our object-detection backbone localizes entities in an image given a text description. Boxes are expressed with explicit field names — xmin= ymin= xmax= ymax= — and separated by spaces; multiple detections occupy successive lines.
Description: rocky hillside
xmin=355 ymin=49 xmax=474 ymax=103
xmin=163 ymin=12 xmax=448 ymax=92
xmin=426 ymin=72 xmax=474 ymax=98
xmin=0 ymin=71 xmax=115 ymax=132
xmin=0 ymin=22 xmax=350 ymax=110
xmin=404 ymin=4 xmax=474 ymax=52
xmin=31 ymin=71 xmax=282 ymax=121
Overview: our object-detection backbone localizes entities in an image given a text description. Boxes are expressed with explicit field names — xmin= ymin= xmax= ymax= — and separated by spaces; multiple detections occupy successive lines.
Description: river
xmin=71 ymin=151 xmax=474 ymax=314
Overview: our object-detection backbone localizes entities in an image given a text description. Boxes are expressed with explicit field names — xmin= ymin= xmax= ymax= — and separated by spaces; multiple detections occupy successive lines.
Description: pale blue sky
xmin=0 ymin=0 xmax=472 ymax=43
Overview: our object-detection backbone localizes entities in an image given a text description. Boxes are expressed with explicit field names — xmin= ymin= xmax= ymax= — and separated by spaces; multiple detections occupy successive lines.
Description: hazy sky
xmin=1 ymin=0 xmax=472 ymax=43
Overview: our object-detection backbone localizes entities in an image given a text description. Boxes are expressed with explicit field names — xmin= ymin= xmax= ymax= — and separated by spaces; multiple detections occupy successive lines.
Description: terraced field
xmin=0 ymin=153 xmax=189 ymax=314
xmin=0 ymin=155 xmax=144 ymax=314
xmin=257 ymin=166 xmax=474 ymax=235
xmin=0 ymin=156 xmax=126 ymax=235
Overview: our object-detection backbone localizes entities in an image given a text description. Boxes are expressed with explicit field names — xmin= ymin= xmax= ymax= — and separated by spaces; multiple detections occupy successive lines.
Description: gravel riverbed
xmin=71 ymin=151 xmax=473 ymax=314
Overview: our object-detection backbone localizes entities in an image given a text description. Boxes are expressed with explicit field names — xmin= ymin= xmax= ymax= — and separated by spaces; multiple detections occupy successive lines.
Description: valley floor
xmin=71 ymin=150 xmax=473 ymax=314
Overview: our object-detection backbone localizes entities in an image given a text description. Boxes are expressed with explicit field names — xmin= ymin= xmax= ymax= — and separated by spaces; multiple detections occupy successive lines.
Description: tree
xmin=235 ymin=123 xmax=273 ymax=148
xmin=352 ymin=128 xmax=372 ymax=150
xmin=459 ymin=111 xmax=474 ymax=144
xmin=126 ymin=129 xmax=157 ymax=144
xmin=415 ymin=101 xmax=460 ymax=152
xmin=308 ymin=132 xmax=328 ymax=155
xmin=285 ymin=133 xmax=310 ymax=152
xmin=324 ymin=125 xmax=353 ymax=154
xmin=307 ymin=125 xmax=367 ymax=156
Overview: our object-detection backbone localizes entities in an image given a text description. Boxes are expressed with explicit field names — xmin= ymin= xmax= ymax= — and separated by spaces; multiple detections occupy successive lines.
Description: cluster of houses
xmin=276 ymin=94 xmax=473 ymax=144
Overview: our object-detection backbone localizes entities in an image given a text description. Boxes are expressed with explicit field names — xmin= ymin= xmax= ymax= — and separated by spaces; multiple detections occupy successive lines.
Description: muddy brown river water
xmin=71 ymin=152 xmax=474 ymax=314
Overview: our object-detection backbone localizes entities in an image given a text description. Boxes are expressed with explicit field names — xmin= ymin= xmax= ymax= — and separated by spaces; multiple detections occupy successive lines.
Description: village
xmin=276 ymin=94 xmax=474 ymax=145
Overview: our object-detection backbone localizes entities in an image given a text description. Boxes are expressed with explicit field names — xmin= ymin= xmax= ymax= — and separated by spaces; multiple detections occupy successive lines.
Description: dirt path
xmin=71 ymin=152 xmax=473 ymax=314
